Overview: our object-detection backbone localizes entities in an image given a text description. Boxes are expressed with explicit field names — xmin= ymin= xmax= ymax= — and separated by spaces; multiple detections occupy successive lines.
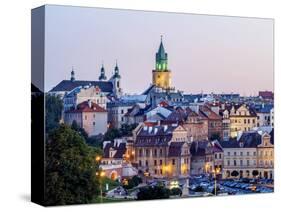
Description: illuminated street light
xmin=95 ymin=156 xmax=101 ymax=162
xmin=96 ymin=170 xmax=105 ymax=203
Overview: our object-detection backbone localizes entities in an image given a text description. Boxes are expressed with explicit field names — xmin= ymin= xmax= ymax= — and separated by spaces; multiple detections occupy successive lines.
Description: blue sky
xmin=45 ymin=5 xmax=274 ymax=95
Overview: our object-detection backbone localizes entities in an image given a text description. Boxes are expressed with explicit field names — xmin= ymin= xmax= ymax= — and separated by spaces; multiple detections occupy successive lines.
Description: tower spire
xmin=113 ymin=59 xmax=120 ymax=78
xmin=98 ymin=61 xmax=107 ymax=81
xmin=156 ymin=36 xmax=168 ymax=71
xmin=70 ymin=66 xmax=75 ymax=81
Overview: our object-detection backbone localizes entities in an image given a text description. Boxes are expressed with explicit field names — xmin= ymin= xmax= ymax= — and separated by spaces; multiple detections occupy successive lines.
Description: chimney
xmin=87 ymin=99 xmax=92 ymax=108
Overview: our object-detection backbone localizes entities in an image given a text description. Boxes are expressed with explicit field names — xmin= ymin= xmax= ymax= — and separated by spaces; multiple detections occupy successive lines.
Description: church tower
xmin=70 ymin=67 xmax=75 ymax=82
xmin=152 ymin=36 xmax=171 ymax=89
xmin=98 ymin=63 xmax=107 ymax=81
xmin=109 ymin=61 xmax=122 ymax=98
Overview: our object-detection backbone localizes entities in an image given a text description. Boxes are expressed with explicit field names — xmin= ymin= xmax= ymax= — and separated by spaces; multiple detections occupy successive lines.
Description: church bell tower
xmin=152 ymin=36 xmax=171 ymax=89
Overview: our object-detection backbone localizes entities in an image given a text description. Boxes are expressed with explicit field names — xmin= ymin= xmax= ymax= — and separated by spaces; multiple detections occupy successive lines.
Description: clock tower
xmin=152 ymin=36 xmax=171 ymax=89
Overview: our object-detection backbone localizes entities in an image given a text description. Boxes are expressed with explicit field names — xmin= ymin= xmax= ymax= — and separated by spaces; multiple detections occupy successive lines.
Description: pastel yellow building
xmin=228 ymin=104 xmax=258 ymax=138
xmin=152 ymin=36 xmax=172 ymax=89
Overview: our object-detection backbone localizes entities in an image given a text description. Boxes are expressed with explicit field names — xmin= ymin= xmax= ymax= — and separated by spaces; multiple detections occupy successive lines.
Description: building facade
xmin=134 ymin=124 xmax=191 ymax=178
xmin=220 ymin=131 xmax=274 ymax=179
xmin=227 ymin=104 xmax=258 ymax=138
xmin=64 ymin=100 xmax=108 ymax=136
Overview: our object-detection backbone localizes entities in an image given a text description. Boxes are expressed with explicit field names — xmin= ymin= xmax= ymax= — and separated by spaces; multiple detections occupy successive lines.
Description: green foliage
xmin=123 ymin=176 xmax=142 ymax=190
xmin=101 ymin=177 xmax=120 ymax=191
xmin=170 ymin=187 xmax=182 ymax=196
xmin=120 ymin=124 xmax=138 ymax=136
xmin=137 ymin=186 xmax=170 ymax=200
xmin=231 ymin=170 xmax=239 ymax=177
xmin=86 ymin=136 xmax=103 ymax=149
xmin=45 ymin=124 xmax=101 ymax=205
xmin=71 ymin=120 xmax=88 ymax=140
xmin=46 ymin=94 xmax=63 ymax=133
xmin=103 ymin=124 xmax=138 ymax=142
xmin=103 ymin=128 xmax=121 ymax=141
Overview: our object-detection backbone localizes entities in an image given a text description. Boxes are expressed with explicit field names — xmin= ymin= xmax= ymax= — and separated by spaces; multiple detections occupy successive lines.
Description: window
xmin=146 ymin=149 xmax=150 ymax=157
xmin=139 ymin=160 xmax=142 ymax=166
xmin=154 ymin=149 xmax=157 ymax=157
xmin=172 ymin=159 xmax=175 ymax=165
xmin=240 ymin=152 xmax=243 ymax=156
xmin=227 ymin=160 xmax=230 ymax=166
xmin=247 ymin=152 xmax=250 ymax=156
xmin=154 ymin=169 xmax=157 ymax=174
xmin=227 ymin=152 xmax=230 ymax=156
xmin=139 ymin=149 xmax=142 ymax=157
xmin=234 ymin=160 xmax=237 ymax=166
xmin=85 ymin=115 xmax=87 ymax=120
xmin=160 ymin=169 xmax=163 ymax=175
xmin=160 ymin=149 xmax=163 ymax=157
xmin=215 ymin=154 xmax=217 ymax=159
xmin=253 ymin=152 xmax=256 ymax=156
xmin=240 ymin=160 xmax=243 ymax=166
xmin=234 ymin=152 xmax=237 ymax=156
xmin=145 ymin=160 xmax=148 ymax=166
xmin=247 ymin=160 xmax=250 ymax=166
xmin=160 ymin=160 xmax=163 ymax=165
xmin=93 ymin=122 xmax=95 ymax=126
xmin=121 ymin=109 xmax=124 ymax=114
xmin=154 ymin=160 xmax=157 ymax=166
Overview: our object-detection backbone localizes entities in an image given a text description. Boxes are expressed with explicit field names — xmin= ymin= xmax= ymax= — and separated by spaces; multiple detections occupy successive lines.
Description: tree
xmin=120 ymin=124 xmax=138 ymax=136
xmin=45 ymin=124 xmax=102 ymax=205
xmin=86 ymin=136 xmax=103 ymax=148
xmin=252 ymin=170 xmax=259 ymax=178
xmin=231 ymin=170 xmax=239 ymax=177
xmin=71 ymin=120 xmax=88 ymax=140
xmin=46 ymin=94 xmax=63 ymax=133
xmin=123 ymin=175 xmax=142 ymax=190
xmin=103 ymin=128 xmax=121 ymax=141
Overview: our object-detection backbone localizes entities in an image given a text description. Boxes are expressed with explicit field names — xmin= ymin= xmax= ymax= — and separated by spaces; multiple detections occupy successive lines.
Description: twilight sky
xmin=45 ymin=5 xmax=274 ymax=95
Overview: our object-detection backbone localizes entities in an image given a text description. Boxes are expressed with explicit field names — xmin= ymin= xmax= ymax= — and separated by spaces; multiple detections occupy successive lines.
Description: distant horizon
xmin=44 ymin=5 xmax=274 ymax=96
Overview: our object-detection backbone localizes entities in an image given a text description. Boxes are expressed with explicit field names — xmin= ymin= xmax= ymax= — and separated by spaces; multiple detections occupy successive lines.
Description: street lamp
xmin=95 ymin=155 xmax=101 ymax=162
xmin=213 ymin=167 xmax=221 ymax=196
xmin=144 ymin=171 xmax=149 ymax=184
xmin=96 ymin=170 xmax=105 ymax=202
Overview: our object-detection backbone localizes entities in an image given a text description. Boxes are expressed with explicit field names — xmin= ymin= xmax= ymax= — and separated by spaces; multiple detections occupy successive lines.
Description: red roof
xmin=66 ymin=101 xmax=107 ymax=113
xmin=158 ymin=101 xmax=169 ymax=107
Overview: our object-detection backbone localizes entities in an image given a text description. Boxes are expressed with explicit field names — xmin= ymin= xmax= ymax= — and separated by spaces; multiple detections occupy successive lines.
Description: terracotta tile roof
xmin=66 ymin=101 xmax=107 ymax=113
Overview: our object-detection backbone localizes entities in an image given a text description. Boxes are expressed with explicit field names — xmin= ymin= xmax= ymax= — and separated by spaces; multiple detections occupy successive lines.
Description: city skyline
xmin=45 ymin=5 xmax=274 ymax=96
